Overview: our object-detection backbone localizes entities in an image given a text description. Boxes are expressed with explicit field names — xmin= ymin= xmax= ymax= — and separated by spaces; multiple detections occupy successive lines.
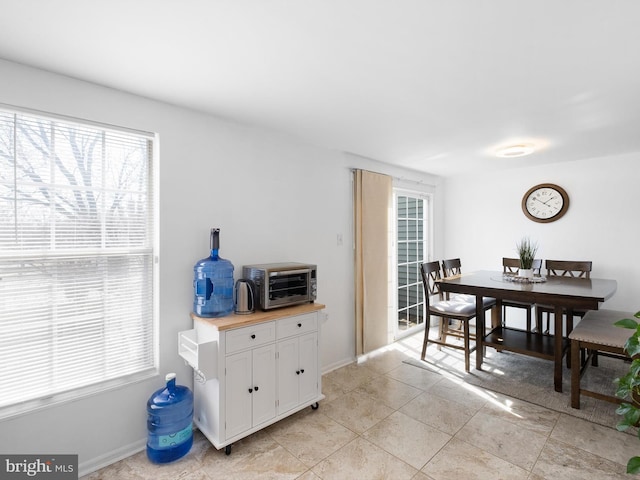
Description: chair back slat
xmin=532 ymin=258 xmax=543 ymax=273
xmin=503 ymin=257 xmax=520 ymax=274
xmin=419 ymin=261 xmax=442 ymax=299
xmin=545 ymin=260 xmax=592 ymax=278
xmin=503 ymin=257 xmax=542 ymax=275
xmin=441 ymin=258 xmax=462 ymax=277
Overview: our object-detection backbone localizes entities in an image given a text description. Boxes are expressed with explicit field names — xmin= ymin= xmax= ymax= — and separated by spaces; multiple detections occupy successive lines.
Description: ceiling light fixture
xmin=495 ymin=144 xmax=535 ymax=158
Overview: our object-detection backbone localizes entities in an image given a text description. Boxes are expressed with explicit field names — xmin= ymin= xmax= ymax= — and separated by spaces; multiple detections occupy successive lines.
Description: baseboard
xmin=78 ymin=439 xmax=146 ymax=478
xmin=321 ymin=356 xmax=356 ymax=375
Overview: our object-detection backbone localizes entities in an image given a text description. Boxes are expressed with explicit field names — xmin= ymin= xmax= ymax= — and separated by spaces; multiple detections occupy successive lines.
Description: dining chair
xmin=420 ymin=261 xmax=495 ymax=372
xmin=420 ymin=260 xmax=481 ymax=372
xmin=441 ymin=258 xmax=497 ymax=313
xmin=502 ymin=257 xmax=542 ymax=331
xmin=568 ymin=309 xmax=631 ymax=409
xmin=536 ymin=260 xmax=593 ymax=334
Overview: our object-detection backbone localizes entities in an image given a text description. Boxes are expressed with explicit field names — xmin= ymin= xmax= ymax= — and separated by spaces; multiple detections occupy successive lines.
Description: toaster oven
xmin=241 ymin=262 xmax=317 ymax=310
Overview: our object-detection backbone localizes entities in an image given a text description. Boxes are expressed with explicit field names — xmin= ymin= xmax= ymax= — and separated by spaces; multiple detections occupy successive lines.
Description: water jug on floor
xmin=146 ymin=373 xmax=193 ymax=463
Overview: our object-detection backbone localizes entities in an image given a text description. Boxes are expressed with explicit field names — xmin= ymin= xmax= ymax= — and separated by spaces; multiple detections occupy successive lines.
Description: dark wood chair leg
xmin=438 ymin=317 xmax=446 ymax=351
xmin=464 ymin=321 xmax=470 ymax=372
xmin=545 ymin=311 xmax=551 ymax=334
xmin=566 ymin=314 xmax=574 ymax=369
xmin=571 ymin=338 xmax=581 ymax=409
xmin=535 ymin=307 xmax=543 ymax=334
xmin=421 ymin=323 xmax=429 ymax=360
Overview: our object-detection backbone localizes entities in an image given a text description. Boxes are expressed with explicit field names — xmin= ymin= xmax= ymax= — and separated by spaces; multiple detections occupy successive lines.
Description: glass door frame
xmin=392 ymin=188 xmax=433 ymax=340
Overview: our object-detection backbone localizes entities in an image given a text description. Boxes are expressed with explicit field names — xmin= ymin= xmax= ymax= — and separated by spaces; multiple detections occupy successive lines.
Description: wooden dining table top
xmin=437 ymin=270 xmax=617 ymax=308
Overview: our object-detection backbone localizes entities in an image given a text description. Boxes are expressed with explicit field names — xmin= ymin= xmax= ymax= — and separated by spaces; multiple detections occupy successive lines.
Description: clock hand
xmin=543 ymin=196 xmax=557 ymax=205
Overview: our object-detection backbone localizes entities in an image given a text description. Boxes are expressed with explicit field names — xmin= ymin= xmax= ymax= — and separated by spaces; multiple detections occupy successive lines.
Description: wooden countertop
xmin=191 ymin=302 xmax=326 ymax=331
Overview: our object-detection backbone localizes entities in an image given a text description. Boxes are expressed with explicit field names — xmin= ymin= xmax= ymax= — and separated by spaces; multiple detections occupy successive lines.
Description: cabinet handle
xmin=297 ymin=323 xmax=302 ymax=328
xmin=300 ymin=369 xmax=305 ymax=374
xmin=248 ymin=388 xmax=253 ymax=393
xmin=254 ymin=386 xmax=259 ymax=391
xmin=251 ymin=334 xmax=256 ymax=339
xmin=296 ymin=370 xmax=300 ymax=375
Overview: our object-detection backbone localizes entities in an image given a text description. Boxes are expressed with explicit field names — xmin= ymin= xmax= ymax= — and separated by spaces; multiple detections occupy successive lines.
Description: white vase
xmin=519 ymin=268 xmax=533 ymax=279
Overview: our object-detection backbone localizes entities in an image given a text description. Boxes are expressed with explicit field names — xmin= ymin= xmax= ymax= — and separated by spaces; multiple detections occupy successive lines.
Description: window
xmin=0 ymin=106 xmax=156 ymax=416
xmin=394 ymin=191 xmax=430 ymax=338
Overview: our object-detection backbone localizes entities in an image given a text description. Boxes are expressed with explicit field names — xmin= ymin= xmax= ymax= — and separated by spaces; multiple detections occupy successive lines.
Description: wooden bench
xmin=569 ymin=309 xmax=633 ymax=409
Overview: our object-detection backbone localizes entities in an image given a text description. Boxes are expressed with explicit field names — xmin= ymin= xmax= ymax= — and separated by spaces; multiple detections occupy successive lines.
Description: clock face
xmin=522 ymin=183 xmax=569 ymax=223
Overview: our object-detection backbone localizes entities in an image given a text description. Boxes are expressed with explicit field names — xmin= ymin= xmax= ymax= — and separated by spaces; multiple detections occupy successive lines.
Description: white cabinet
xmin=277 ymin=313 xmax=319 ymax=415
xmin=297 ymin=333 xmax=319 ymax=404
xmin=226 ymin=343 xmax=276 ymax=438
xmin=180 ymin=303 xmax=324 ymax=454
xmin=225 ymin=349 xmax=252 ymax=438
xmin=277 ymin=332 xmax=318 ymax=413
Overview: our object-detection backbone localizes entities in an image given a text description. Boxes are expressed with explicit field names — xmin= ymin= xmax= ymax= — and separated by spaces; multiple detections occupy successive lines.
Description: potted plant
xmin=516 ymin=237 xmax=538 ymax=279
xmin=614 ymin=310 xmax=640 ymax=474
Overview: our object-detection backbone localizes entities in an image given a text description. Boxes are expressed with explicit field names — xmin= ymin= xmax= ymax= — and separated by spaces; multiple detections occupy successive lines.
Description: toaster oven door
xmin=267 ymin=269 xmax=311 ymax=307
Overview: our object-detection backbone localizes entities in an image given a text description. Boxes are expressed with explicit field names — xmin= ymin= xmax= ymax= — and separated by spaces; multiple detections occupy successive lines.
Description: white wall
xmin=443 ymin=153 xmax=640 ymax=313
xmin=0 ymin=59 xmax=442 ymax=475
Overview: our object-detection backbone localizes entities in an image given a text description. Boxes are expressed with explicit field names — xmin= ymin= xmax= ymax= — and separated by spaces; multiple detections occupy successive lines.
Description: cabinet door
xmin=252 ymin=343 xmax=276 ymax=427
xmin=277 ymin=336 xmax=300 ymax=414
xmin=298 ymin=332 xmax=318 ymax=404
xmin=225 ymin=350 xmax=253 ymax=439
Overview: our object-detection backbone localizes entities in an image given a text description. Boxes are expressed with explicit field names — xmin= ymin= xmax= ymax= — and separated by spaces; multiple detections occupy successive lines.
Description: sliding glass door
xmin=394 ymin=191 xmax=431 ymax=339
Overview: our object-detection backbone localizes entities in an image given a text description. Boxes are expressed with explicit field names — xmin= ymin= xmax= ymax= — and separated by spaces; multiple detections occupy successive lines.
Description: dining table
xmin=437 ymin=270 xmax=618 ymax=392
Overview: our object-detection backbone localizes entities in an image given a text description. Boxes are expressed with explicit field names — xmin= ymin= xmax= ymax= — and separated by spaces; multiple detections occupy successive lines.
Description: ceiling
xmin=1 ymin=0 xmax=639 ymax=176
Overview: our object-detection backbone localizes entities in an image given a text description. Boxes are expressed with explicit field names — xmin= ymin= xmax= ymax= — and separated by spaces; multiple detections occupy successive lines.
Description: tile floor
xmin=82 ymin=331 xmax=636 ymax=479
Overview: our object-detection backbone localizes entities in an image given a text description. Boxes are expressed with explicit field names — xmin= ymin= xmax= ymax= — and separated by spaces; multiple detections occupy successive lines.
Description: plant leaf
xmin=617 ymin=421 xmax=630 ymax=432
xmin=616 ymin=378 xmax=632 ymax=398
xmin=617 ymin=403 xmax=634 ymax=415
xmin=628 ymin=408 xmax=640 ymax=426
xmin=615 ymin=318 xmax=639 ymax=329
xmin=627 ymin=336 xmax=640 ymax=357
xmin=628 ymin=456 xmax=640 ymax=474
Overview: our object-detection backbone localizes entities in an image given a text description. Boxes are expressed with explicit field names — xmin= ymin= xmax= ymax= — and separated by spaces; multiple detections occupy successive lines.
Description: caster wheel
xmin=225 ymin=445 xmax=232 ymax=456
xmin=311 ymin=402 xmax=319 ymax=410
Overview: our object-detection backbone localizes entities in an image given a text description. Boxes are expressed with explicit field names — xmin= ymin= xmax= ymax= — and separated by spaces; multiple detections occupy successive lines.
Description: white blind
xmin=0 ymin=108 xmax=156 ymax=414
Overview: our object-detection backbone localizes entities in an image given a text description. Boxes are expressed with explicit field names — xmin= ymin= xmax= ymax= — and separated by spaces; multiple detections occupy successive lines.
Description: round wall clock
xmin=521 ymin=183 xmax=569 ymax=223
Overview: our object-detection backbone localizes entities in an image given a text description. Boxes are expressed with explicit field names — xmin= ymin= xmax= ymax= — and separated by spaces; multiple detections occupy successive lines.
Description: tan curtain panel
xmin=354 ymin=169 xmax=392 ymax=356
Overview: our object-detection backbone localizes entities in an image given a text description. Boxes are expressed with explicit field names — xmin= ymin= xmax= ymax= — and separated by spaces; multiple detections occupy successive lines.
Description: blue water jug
xmin=146 ymin=373 xmax=193 ymax=463
xmin=193 ymin=228 xmax=235 ymax=317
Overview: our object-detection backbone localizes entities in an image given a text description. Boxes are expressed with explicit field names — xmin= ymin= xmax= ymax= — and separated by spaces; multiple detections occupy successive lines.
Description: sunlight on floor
xmin=361 ymin=328 xmax=524 ymax=418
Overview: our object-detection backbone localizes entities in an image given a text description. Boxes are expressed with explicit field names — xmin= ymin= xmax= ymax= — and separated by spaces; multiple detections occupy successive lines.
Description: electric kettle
xmin=234 ymin=279 xmax=256 ymax=314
